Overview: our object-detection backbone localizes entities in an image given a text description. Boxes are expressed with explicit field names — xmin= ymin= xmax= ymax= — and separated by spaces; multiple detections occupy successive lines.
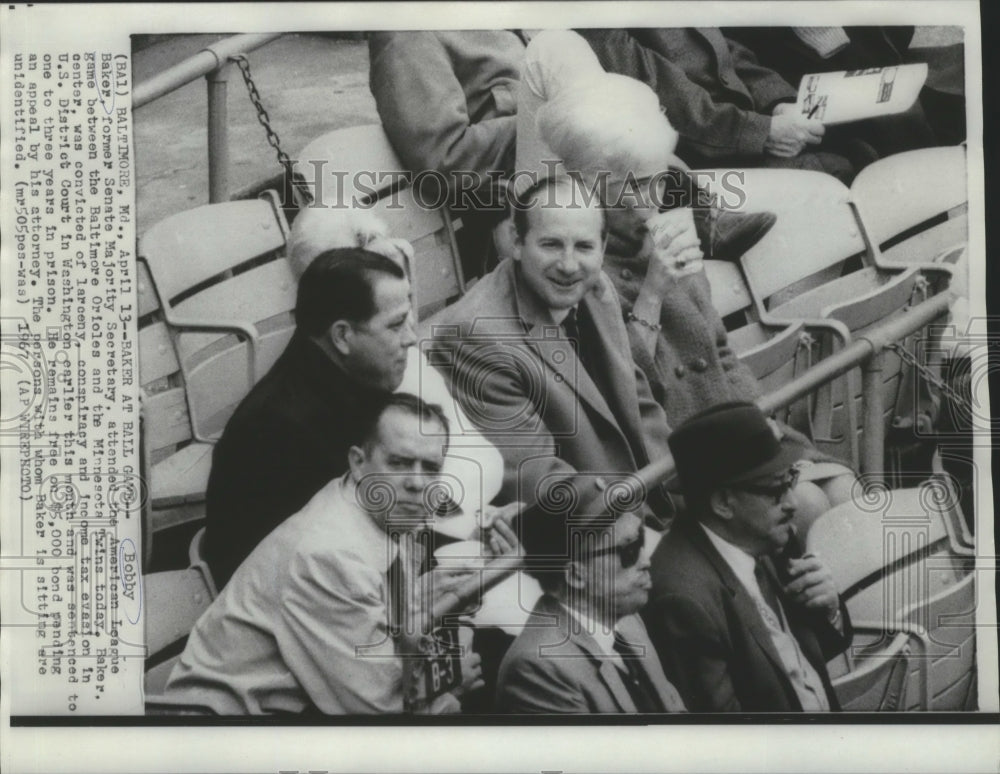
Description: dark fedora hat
xmin=667 ymin=401 xmax=806 ymax=494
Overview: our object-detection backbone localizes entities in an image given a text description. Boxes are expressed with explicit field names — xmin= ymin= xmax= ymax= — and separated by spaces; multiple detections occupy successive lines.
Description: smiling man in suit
xmin=644 ymin=401 xmax=851 ymax=712
xmin=496 ymin=496 xmax=685 ymax=714
xmin=424 ymin=175 xmax=674 ymax=521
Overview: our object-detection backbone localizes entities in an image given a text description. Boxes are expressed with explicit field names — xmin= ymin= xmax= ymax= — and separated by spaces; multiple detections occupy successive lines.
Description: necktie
xmin=387 ymin=549 xmax=405 ymax=638
xmin=562 ymin=307 xmax=585 ymax=367
xmin=612 ymin=632 xmax=666 ymax=713
xmin=754 ymin=559 xmax=784 ymax=629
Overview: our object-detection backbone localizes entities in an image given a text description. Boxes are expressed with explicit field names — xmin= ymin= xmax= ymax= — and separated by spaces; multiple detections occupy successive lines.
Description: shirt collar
xmin=558 ymin=602 xmax=618 ymax=658
xmin=339 ymin=473 xmax=400 ymax=571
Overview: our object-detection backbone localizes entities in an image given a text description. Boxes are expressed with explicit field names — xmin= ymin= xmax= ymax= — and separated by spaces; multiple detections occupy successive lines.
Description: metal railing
xmin=133 ymin=33 xmax=285 ymax=204
xmin=432 ymin=289 xmax=957 ymax=620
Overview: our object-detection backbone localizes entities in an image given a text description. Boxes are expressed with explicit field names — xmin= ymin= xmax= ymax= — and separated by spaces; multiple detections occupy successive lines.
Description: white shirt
xmin=699 ymin=525 xmax=830 ymax=712
xmin=558 ymin=602 xmax=626 ymax=671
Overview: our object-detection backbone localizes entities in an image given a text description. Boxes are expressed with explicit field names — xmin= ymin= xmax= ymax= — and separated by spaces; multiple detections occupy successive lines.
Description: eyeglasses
xmin=582 ymin=528 xmax=646 ymax=569
xmin=737 ymin=466 xmax=801 ymax=505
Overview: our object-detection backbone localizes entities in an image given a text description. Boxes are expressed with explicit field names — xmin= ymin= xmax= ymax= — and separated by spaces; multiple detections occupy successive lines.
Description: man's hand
xmin=765 ymin=111 xmax=825 ymax=158
xmin=454 ymin=625 xmax=485 ymax=698
xmin=640 ymin=208 xmax=704 ymax=299
xmin=781 ymin=553 xmax=840 ymax=620
xmin=479 ymin=502 xmax=522 ymax=557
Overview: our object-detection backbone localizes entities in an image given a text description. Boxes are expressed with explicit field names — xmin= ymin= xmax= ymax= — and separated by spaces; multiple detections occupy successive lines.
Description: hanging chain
xmin=228 ymin=54 xmax=297 ymax=183
xmin=886 ymin=341 xmax=973 ymax=415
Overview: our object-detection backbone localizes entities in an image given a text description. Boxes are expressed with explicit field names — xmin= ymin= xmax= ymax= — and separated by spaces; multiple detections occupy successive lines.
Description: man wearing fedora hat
xmin=644 ymin=401 xmax=851 ymax=712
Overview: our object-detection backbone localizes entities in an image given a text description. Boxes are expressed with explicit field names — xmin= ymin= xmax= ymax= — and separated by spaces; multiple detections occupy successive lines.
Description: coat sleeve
xmin=276 ymin=548 xmax=404 ymax=714
xmin=645 ymin=593 xmax=743 ymax=712
xmin=369 ymin=31 xmax=516 ymax=177
xmin=578 ymin=28 xmax=774 ymax=160
xmin=725 ymin=34 xmax=799 ymax=113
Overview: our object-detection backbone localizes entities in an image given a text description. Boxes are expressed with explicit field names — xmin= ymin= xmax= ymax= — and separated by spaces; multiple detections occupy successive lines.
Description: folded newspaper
xmin=796 ymin=62 xmax=928 ymax=124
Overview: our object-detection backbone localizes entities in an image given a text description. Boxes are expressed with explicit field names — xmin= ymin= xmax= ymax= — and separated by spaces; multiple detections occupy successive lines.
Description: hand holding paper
xmin=765 ymin=111 xmax=825 ymax=158
xmin=795 ymin=63 xmax=929 ymax=125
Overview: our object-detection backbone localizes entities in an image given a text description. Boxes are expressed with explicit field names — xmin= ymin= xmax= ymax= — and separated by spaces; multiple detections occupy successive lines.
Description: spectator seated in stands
xmin=512 ymin=30 xmax=776 ymax=265
xmin=288 ymin=207 xmax=506 ymax=535
xmin=368 ymin=30 xmax=530 ymax=275
xmin=203 ymin=207 xmax=507 ymax=589
xmin=644 ymin=401 xmax=852 ymax=712
xmin=724 ymin=26 xmax=953 ymax=151
xmin=523 ymin=55 xmax=856 ymax=522
xmin=496 ymin=495 xmax=686 ymax=714
xmin=576 ymin=28 xmax=875 ymax=183
xmin=425 ymin=174 xmax=676 ymax=524
xmin=204 ymin=246 xmax=418 ymax=588
xmin=163 ymin=394 xmax=492 ymax=715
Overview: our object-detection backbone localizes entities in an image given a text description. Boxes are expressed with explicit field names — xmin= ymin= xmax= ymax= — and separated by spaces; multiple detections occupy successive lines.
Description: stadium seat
xmin=732 ymin=168 xmax=931 ymax=468
xmin=188 ymin=526 xmax=218 ymax=599
xmin=806 ymin=481 xmax=975 ymax=711
xmin=704 ymin=259 xmax=811 ymax=430
xmin=828 ymin=626 xmax=911 ymax=711
xmin=898 ymin=571 xmax=977 ymax=711
xmin=293 ymin=124 xmax=465 ymax=319
xmin=138 ymin=191 xmax=293 ymax=541
xmin=143 ymin=566 xmax=216 ymax=696
xmin=850 ymin=146 xmax=968 ymax=279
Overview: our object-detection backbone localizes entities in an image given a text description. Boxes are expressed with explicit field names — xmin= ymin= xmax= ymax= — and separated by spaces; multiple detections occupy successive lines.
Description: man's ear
xmin=347 ymin=444 xmax=365 ymax=480
xmin=328 ymin=320 xmax=353 ymax=356
xmin=709 ymin=488 xmax=736 ymax=521
xmin=510 ymin=234 xmax=523 ymax=263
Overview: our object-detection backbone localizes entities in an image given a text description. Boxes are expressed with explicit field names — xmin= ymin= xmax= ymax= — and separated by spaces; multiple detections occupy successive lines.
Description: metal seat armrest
xmin=159 ymin=314 xmax=260 ymax=443
xmin=848 ymin=617 xmax=929 ymax=710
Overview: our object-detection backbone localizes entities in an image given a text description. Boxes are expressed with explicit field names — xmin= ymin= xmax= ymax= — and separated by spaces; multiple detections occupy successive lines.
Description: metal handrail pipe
xmin=757 ymin=291 xmax=954 ymax=420
xmin=433 ymin=289 xmax=956 ymax=620
xmin=133 ymin=33 xmax=283 ymax=108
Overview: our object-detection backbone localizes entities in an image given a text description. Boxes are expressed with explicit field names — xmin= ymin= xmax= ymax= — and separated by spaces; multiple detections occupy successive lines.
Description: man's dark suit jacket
xmin=204 ymin=333 xmax=389 ymax=587
xmin=643 ymin=516 xmax=851 ymax=712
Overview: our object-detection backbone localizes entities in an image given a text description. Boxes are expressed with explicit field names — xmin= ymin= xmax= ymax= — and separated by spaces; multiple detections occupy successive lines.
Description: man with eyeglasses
xmin=644 ymin=401 xmax=851 ymax=712
xmin=495 ymin=490 xmax=686 ymax=714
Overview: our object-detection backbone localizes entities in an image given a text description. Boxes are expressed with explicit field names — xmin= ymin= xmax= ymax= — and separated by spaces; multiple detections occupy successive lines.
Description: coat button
xmin=691 ymin=358 xmax=709 ymax=373
xmin=674 ymin=364 xmax=686 ymax=378
xmin=621 ymin=268 xmax=633 ymax=280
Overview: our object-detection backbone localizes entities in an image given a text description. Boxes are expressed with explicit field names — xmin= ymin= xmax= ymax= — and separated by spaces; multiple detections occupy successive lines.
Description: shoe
xmin=700 ymin=207 xmax=777 ymax=263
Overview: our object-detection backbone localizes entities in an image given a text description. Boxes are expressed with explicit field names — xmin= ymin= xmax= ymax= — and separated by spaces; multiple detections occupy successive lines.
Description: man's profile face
xmin=728 ymin=469 xmax=799 ymax=556
xmin=577 ymin=512 xmax=651 ymax=620
xmin=513 ymin=182 xmax=605 ymax=313
xmin=339 ymin=275 xmax=416 ymax=391
xmin=351 ymin=406 xmax=446 ymax=527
